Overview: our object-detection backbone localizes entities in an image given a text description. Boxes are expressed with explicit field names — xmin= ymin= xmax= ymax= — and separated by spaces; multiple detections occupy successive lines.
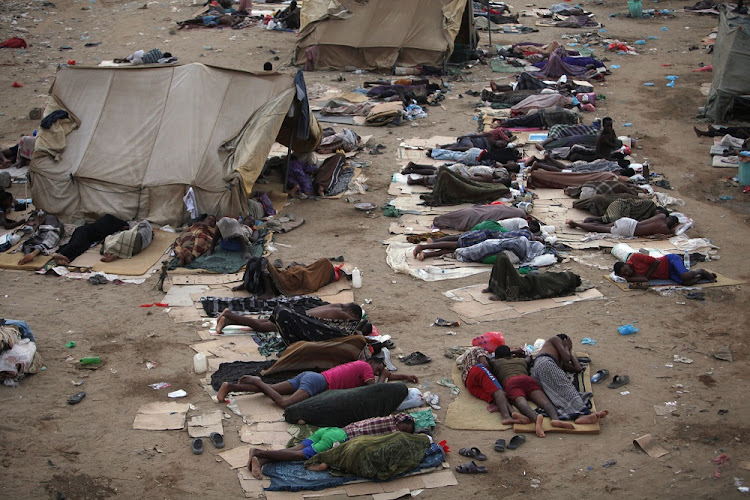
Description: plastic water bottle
xmin=683 ymin=251 xmax=690 ymax=270
xmin=352 ymin=267 xmax=362 ymax=288
xmin=79 ymin=357 xmax=101 ymax=365
xmin=193 ymin=353 xmax=208 ymax=374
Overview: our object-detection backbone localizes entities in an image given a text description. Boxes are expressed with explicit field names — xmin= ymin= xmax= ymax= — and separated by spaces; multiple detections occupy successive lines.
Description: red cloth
xmin=322 ymin=360 xmax=375 ymax=390
xmin=1 ymin=37 xmax=27 ymax=49
xmin=626 ymin=253 xmax=669 ymax=279
xmin=465 ymin=365 xmax=501 ymax=403
xmin=503 ymin=375 xmax=542 ymax=400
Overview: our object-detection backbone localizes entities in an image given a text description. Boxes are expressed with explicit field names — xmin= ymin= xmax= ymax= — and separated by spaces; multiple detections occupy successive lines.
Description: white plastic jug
xmin=193 ymin=353 xmax=208 ymax=374
xmin=352 ymin=267 xmax=362 ymax=288
xmin=611 ymin=243 xmax=636 ymax=262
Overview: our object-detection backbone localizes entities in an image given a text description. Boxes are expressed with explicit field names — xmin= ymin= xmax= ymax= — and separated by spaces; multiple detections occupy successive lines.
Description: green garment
xmin=308 ymin=427 xmax=347 ymax=454
xmin=305 ymin=433 xmax=431 ymax=480
xmin=471 ymin=220 xmax=508 ymax=232
xmin=420 ymin=167 xmax=510 ymax=206
xmin=487 ymin=252 xmax=581 ymax=302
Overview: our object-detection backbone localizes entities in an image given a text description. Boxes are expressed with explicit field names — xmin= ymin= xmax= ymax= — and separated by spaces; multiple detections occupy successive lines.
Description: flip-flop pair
xmin=192 ymin=432 xmax=225 ymax=455
xmin=494 ymin=435 xmax=525 ymax=452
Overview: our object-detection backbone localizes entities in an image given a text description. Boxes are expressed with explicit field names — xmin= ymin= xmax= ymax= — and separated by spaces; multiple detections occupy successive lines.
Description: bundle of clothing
xmin=0 ymin=320 xmax=43 ymax=386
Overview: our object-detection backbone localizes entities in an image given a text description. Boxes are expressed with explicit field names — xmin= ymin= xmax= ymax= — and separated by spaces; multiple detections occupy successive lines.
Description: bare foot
xmin=100 ymin=253 xmax=118 ymax=263
xmin=215 ymin=308 xmax=231 ymax=334
xmin=595 ymin=410 xmax=609 ymax=419
xmin=250 ymin=454 xmax=262 ymax=480
xmin=413 ymin=244 xmax=424 ymax=258
xmin=566 ymin=219 xmax=578 ymax=228
xmin=247 ymin=448 xmax=256 ymax=472
xmin=17 ymin=254 xmax=34 ymax=265
xmin=512 ymin=412 xmax=532 ymax=425
xmin=481 ymin=287 xmax=492 ymax=294
xmin=488 ymin=295 xmax=502 ymax=301
xmin=574 ymin=412 xmax=606 ymax=425
xmin=52 ymin=254 xmax=70 ymax=266
xmin=550 ymin=419 xmax=575 ymax=429
xmin=416 ymin=251 xmax=425 ymax=261
xmin=216 ymin=382 xmax=231 ymax=403
xmin=535 ymin=414 xmax=545 ymax=438
xmin=426 ymin=237 xmax=434 ymax=244
xmin=693 ymin=126 xmax=707 ymax=137
xmin=501 ymin=417 xmax=522 ymax=425
xmin=306 ymin=463 xmax=328 ymax=471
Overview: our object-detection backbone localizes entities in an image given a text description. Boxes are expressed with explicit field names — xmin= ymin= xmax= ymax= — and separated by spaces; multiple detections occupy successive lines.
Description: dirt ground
xmin=1 ymin=0 xmax=749 ymax=498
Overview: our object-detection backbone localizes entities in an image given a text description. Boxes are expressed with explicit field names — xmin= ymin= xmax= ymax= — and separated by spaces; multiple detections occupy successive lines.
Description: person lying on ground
xmin=177 ymin=14 xmax=242 ymax=29
xmin=412 ymin=228 xmax=538 ymax=261
xmin=564 ymin=179 xmax=642 ymax=199
xmin=171 ymin=215 xmax=216 ymax=266
xmin=17 ymin=213 xmax=65 ymax=265
xmin=490 ymin=345 xmax=575 ymax=437
xmin=246 ymin=413 xmax=416 ymax=478
xmin=0 ymin=191 xmax=26 ymax=230
xmin=483 ymin=252 xmax=581 ymax=301
xmin=113 ymin=48 xmax=174 ymax=64
xmin=581 ymin=198 xmax=666 ymax=224
xmin=458 ymin=346 xmax=527 ymax=425
xmin=214 ymin=302 xmax=365 ymax=335
xmin=207 ymin=216 xmax=257 ymax=260
xmin=99 ymin=220 xmax=153 ymax=262
xmin=426 ymin=145 xmax=521 ymax=166
xmin=493 ymin=106 xmax=580 ymax=130
xmin=694 ymin=125 xmax=750 ymax=139
xmin=566 ymin=213 xmax=679 ymax=237
xmin=614 ymin=252 xmax=716 ymax=286
xmin=403 ymin=162 xmax=513 ymax=187
xmin=273 ymin=0 xmax=300 ymax=29
xmin=52 ymin=214 xmax=129 ymax=265
xmin=528 ymin=155 xmax=634 ymax=176
xmin=437 ymin=135 xmax=509 ymax=152
xmin=215 ymin=358 xmax=419 ymax=407
xmin=457 ymin=125 xmax=513 ymax=145
xmin=530 ymin=334 xmax=608 ymax=424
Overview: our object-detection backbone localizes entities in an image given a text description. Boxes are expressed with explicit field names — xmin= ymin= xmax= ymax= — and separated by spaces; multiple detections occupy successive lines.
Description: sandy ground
xmin=1 ymin=0 xmax=750 ymax=498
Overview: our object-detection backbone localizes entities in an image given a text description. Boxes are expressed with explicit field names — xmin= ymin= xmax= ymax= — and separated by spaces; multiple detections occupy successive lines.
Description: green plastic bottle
xmin=79 ymin=357 xmax=101 ymax=365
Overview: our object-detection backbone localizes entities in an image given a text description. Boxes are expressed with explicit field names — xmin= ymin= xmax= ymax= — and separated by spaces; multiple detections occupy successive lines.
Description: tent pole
xmin=485 ymin=0 xmax=492 ymax=50
xmin=284 ymin=103 xmax=298 ymax=194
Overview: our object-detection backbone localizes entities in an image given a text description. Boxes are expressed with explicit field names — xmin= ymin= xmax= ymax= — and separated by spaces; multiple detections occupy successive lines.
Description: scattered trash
xmin=65 ymin=341 xmax=76 ymax=348
xmin=11 ymin=82 xmax=23 ymax=88
xmin=713 ymin=345 xmax=732 ymax=362
xmin=145 ymin=361 xmax=157 ymax=369
xmin=581 ymin=337 xmax=597 ymax=345
xmin=623 ymin=123 xmax=633 ymax=127
xmin=686 ymin=291 xmax=705 ymax=300
xmin=653 ymin=401 xmax=677 ymax=416
xmin=168 ymin=389 xmax=187 ymax=398
xmin=610 ymin=64 xmax=620 ymax=69
xmin=434 ymin=318 xmax=460 ymax=327
xmin=149 ymin=382 xmax=171 ymax=390
xmin=620 ymin=391 xmax=630 ymax=395
xmin=719 ymin=195 xmax=733 ymax=200
xmin=422 ymin=391 xmax=440 ymax=409
xmin=718 ymin=409 xmax=729 ymax=415
xmin=79 ymin=356 xmax=101 ymax=365
xmin=633 ymin=433 xmax=669 ymax=458
xmin=602 ymin=459 xmax=617 ymax=467
xmin=618 ymin=324 xmax=639 ymax=335
xmin=673 ymin=355 xmax=693 ymax=364
xmin=436 ymin=378 xmax=460 ymax=395
xmin=644 ymin=82 xmax=655 ymax=86
xmin=67 ymin=391 xmax=86 ymax=405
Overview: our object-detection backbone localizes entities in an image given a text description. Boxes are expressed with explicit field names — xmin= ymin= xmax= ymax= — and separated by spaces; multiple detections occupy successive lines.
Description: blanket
xmin=263 ymin=441 xmax=444 ymax=492
xmin=419 ymin=167 xmax=509 ymax=206
xmin=284 ymin=383 xmax=408 ymax=427
xmin=527 ymin=170 xmax=621 ymax=189
xmin=268 ymin=258 xmax=335 ymax=296
xmin=487 ymin=253 xmax=581 ymax=301
xmin=263 ymin=336 xmax=368 ymax=375
xmin=200 ymin=295 xmax=324 ymax=317
xmin=433 ymin=205 xmax=526 ymax=231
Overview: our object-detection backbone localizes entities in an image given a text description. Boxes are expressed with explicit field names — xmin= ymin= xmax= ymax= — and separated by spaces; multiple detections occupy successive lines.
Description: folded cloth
xmin=40 ymin=110 xmax=70 ymax=129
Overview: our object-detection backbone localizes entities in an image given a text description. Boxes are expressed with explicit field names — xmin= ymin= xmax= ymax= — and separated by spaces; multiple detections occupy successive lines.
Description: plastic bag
xmin=472 ymin=331 xmax=505 ymax=352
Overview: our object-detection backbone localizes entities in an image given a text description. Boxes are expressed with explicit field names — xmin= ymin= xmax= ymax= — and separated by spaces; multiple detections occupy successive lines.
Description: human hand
xmin=408 ymin=375 xmax=419 ymax=383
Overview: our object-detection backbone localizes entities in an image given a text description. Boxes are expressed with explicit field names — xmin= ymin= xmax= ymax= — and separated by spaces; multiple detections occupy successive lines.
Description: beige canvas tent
xmin=30 ymin=63 xmax=320 ymax=225
xmin=705 ymin=5 xmax=750 ymax=123
xmin=295 ymin=0 xmax=475 ymax=71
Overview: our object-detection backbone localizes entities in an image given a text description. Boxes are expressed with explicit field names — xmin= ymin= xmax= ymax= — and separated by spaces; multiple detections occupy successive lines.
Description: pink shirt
xmin=322 ymin=361 xmax=375 ymax=390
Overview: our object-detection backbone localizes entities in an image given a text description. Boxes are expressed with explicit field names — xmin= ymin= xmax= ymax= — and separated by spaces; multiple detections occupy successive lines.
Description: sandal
xmin=459 ymin=447 xmax=487 ymax=461
xmin=494 ymin=439 xmax=506 ymax=452
xmin=192 ymin=438 xmax=204 ymax=455
xmin=607 ymin=375 xmax=630 ymax=389
xmin=506 ymin=435 xmax=526 ymax=450
xmin=455 ymin=461 xmax=488 ymax=474
xmin=67 ymin=391 xmax=86 ymax=405
xmin=403 ymin=351 xmax=432 ymax=366
xmin=209 ymin=432 xmax=225 ymax=449
xmin=591 ymin=369 xmax=610 ymax=384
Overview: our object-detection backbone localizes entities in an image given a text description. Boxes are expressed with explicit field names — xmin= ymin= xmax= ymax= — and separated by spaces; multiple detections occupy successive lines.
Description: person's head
xmin=0 ymin=191 xmax=13 ymax=210
xmin=205 ymin=215 xmax=217 ymax=228
xmin=163 ymin=52 xmax=172 ymax=58
xmin=556 ymin=333 xmax=572 ymax=350
xmin=614 ymin=261 xmax=634 ymax=278
xmin=666 ymin=215 xmax=679 ymax=230
xmin=395 ymin=414 xmax=415 ymax=433
xmin=494 ymin=345 xmax=512 ymax=359
xmin=343 ymin=302 xmax=363 ymax=320
xmin=602 ymin=117 xmax=614 ymax=131
xmin=619 ymin=167 xmax=635 ymax=177
xmin=290 ymin=0 xmax=297 ymax=7
xmin=263 ymin=62 xmax=273 ymax=71
xmin=368 ymin=356 xmax=385 ymax=375
xmin=527 ymin=219 xmax=541 ymax=234
xmin=654 ymin=207 xmax=669 ymax=217
xmin=617 ymin=159 xmax=631 ymax=169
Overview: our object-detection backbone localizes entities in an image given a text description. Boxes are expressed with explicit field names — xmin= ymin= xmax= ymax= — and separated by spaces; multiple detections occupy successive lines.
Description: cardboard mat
xmin=607 ymin=272 xmax=743 ymax=292
xmin=445 ymin=284 xmax=604 ymax=323
xmin=386 ymin=240 xmax=491 ymax=282
xmin=0 ymin=241 xmax=51 ymax=270
xmin=132 ymin=402 xmax=190 ymax=431
xmin=68 ymin=229 xmax=176 ymax=275
xmin=514 ymin=363 xmax=600 ymax=435
xmin=445 ymin=365 xmax=513 ymax=431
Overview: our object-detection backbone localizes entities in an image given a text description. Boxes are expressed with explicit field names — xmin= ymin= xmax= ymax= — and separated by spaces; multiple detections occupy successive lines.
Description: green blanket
xmin=420 ymin=166 xmax=509 ymax=206
xmin=488 ymin=252 xmax=581 ymax=301
xmin=168 ymin=241 xmax=264 ymax=274
xmin=305 ymin=433 xmax=431 ymax=480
